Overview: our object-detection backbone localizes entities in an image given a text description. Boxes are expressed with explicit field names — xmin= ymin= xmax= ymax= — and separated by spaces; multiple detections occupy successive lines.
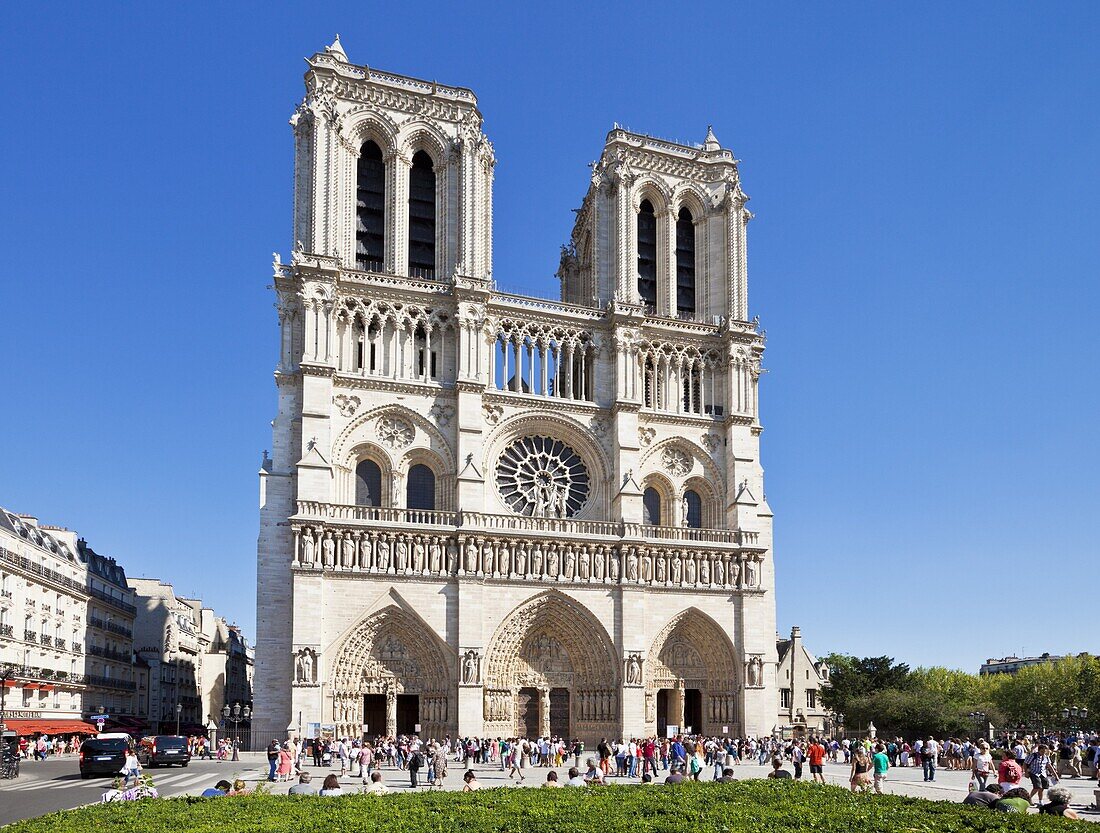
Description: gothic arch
xmin=646 ymin=607 xmax=740 ymax=734
xmin=671 ymin=183 xmax=708 ymax=220
xmin=631 ymin=177 xmax=671 ymax=212
xmin=397 ymin=446 xmax=453 ymax=511
xmin=343 ymin=110 xmax=400 ymax=159
xmin=329 ymin=602 xmax=454 ymax=737
xmin=483 ymin=591 xmax=619 ymax=738
xmin=397 ymin=121 xmax=450 ymax=169
xmin=483 ymin=412 xmax=611 ymax=520
xmin=345 ymin=442 xmax=393 ymax=507
xmin=639 ymin=437 xmax=724 ymax=492
xmin=681 ymin=475 xmax=720 ymax=529
xmin=333 ymin=403 xmax=456 ymax=475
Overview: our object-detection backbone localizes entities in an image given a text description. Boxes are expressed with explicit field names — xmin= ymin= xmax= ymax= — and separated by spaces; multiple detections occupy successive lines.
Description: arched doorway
xmin=330 ymin=605 xmax=453 ymax=739
xmin=483 ymin=592 xmax=618 ymax=741
xmin=646 ymin=609 xmax=739 ymax=736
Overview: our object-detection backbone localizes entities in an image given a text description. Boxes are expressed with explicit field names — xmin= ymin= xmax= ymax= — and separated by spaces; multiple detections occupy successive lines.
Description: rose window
xmin=495 ymin=436 xmax=590 ymax=518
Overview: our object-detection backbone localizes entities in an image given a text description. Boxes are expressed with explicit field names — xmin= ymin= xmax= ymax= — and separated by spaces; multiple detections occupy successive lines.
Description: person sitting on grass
xmin=462 ymin=769 xmax=481 ymax=791
xmin=584 ymin=757 xmax=604 ymax=784
xmin=363 ymin=770 xmax=390 ymax=795
xmin=201 ymin=779 xmax=233 ymax=798
xmin=993 ymin=787 xmax=1032 ymax=813
xmin=319 ymin=773 xmax=343 ymax=796
xmin=665 ymin=763 xmax=686 ymax=784
xmin=288 ymin=772 xmax=316 ymax=795
xmin=767 ymin=757 xmax=792 ymax=780
xmin=566 ymin=767 xmax=586 ymax=786
xmin=1039 ymin=786 xmax=1079 ymax=819
xmin=228 ymin=778 xmax=250 ymax=796
xmin=717 ymin=767 xmax=736 ymax=783
xmin=962 ymin=782 xmax=1003 ymax=807
xmin=543 ymin=770 xmax=561 ymax=787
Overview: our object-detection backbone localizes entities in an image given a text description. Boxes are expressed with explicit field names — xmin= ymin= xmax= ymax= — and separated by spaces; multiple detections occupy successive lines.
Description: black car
xmin=79 ymin=737 xmax=131 ymax=779
xmin=137 ymin=735 xmax=191 ymax=767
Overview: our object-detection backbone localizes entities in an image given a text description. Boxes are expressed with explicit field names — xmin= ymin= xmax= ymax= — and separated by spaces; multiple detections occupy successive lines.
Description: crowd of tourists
xmin=255 ymin=729 xmax=1096 ymax=817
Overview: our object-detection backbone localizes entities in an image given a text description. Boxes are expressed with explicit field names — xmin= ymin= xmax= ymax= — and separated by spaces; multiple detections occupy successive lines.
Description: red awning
xmin=2 ymin=680 xmax=15 ymax=688
xmin=2 ymin=719 xmax=100 ymax=736
xmin=21 ymin=683 xmax=39 ymax=691
xmin=39 ymin=684 xmax=54 ymax=692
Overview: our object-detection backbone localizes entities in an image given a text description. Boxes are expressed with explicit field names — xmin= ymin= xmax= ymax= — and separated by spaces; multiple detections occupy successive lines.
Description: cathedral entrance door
xmin=549 ymin=688 xmax=570 ymax=738
xmin=684 ymin=688 xmax=702 ymax=734
xmin=517 ymin=687 xmax=540 ymax=738
xmin=397 ymin=694 xmax=419 ymax=735
xmin=363 ymin=694 xmax=385 ymax=737
xmin=656 ymin=689 xmax=670 ymax=735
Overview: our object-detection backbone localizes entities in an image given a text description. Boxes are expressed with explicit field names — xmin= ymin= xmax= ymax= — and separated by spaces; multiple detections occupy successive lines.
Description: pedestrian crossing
xmin=0 ymin=766 xmax=263 ymax=795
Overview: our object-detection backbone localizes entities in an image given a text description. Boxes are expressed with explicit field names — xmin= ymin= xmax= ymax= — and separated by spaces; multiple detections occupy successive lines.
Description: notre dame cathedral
xmin=255 ymin=37 xmax=777 ymax=743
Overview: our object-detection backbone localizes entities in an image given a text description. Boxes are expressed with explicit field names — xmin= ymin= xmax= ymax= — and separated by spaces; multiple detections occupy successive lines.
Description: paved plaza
xmin=6 ymin=752 xmax=1096 ymax=827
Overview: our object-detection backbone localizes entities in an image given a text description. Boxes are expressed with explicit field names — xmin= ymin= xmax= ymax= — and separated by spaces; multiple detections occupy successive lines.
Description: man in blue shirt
xmin=670 ymin=738 xmax=686 ymax=767
xmin=200 ymin=779 xmax=232 ymax=797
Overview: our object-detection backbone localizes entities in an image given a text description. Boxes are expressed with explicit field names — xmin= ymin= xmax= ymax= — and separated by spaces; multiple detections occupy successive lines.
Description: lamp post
xmin=1061 ymin=705 xmax=1088 ymax=735
xmin=175 ymin=703 xmax=182 ymax=736
xmin=835 ymin=712 xmax=845 ymax=740
xmin=221 ymin=702 xmax=251 ymax=761
xmin=968 ymin=711 xmax=988 ymax=742
xmin=0 ymin=664 xmax=11 ymax=732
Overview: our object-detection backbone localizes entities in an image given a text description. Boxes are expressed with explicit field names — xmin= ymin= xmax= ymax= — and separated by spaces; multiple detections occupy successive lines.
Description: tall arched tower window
xmin=637 ymin=199 xmax=657 ymax=309
xmin=675 ymin=207 xmax=696 ymax=319
xmin=643 ymin=487 xmax=662 ymax=526
xmin=355 ymin=460 xmax=382 ymax=507
xmin=356 ymin=141 xmax=386 ymax=272
xmin=408 ymin=150 xmax=436 ymax=279
xmin=684 ymin=489 xmax=702 ymax=528
xmin=406 ymin=464 xmax=436 ymax=511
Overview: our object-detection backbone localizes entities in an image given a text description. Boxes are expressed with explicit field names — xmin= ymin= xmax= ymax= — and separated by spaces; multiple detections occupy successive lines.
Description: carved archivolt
xmin=331 ymin=604 xmax=453 ymax=698
xmin=646 ymin=608 xmax=738 ymax=691
xmin=484 ymin=591 xmax=617 ymax=691
xmin=332 ymin=402 xmax=456 ymax=482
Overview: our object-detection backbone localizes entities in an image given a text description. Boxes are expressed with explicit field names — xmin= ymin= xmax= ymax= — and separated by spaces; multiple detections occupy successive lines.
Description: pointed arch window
xmin=643 ymin=487 xmax=662 ymax=526
xmin=406 ymin=464 xmax=436 ymax=511
xmin=675 ymin=207 xmax=696 ymax=319
xmin=355 ymin=141 xmax=386 ymax=273
xmin=408 ymin=150 xmax=436 ymax=279
xmin=355 ymin=460 xmax=382 ymax=507
xmin=637 ymin=199 xmax=657 ymax=309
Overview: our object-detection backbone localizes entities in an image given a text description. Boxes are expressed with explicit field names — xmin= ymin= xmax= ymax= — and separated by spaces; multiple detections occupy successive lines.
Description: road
xmin=2 ymin=753 xmax=1098 ymax=827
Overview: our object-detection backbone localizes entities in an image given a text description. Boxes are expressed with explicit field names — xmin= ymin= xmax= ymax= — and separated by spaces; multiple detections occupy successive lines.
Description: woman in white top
xmin=120 ymin=749 xmax=141 ymax=787
xmin=319 ymin=774 xmax=344 ymax=796
xmin=972 ymin=743 xmax=994 ymax=791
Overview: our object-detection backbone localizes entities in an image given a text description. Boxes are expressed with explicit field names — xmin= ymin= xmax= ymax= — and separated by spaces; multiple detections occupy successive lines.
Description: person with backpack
xmin=407 ymin=746 xmax=425 ymax=788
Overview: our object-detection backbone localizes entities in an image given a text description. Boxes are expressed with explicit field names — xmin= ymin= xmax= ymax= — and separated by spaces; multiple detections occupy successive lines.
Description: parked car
xmin=79 ymin=736 xmax=132 ymax=779
xmin=137 ymin=735 xmax=191 ymax=767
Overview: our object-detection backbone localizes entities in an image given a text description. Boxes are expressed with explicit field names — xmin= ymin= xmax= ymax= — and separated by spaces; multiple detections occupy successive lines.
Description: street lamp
xmin=175 ymin=703 xmax=182 ymax=736
xmin=835 ymin=713 xmax=845 ymax=739
xmin=221 ymin=702 xmax=252 ymax=761
xmin=1061 ymin=705 xmax=1088 ymax=734
xmin=968 ymin=711 xmax=987 ymax=741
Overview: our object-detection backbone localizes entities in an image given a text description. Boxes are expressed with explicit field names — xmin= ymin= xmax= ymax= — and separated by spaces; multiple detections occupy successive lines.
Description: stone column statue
xmin=446 ymin=539 xmax=459 ymax=574
xmin=563 ymin=546 xmax=576 ymax=581
xmin=429 ymin=539 xmax=442 ymax=574
xmin=301 ymin=529 xmax=315 ymax=566
xmin=413 ymin=536 xmax=426 ymax=573
xmin=377 ymin=535 xmax=391 ymax=572
xmin=341 ymin=532 xmax=354 ymax=568
xmin=684 ymin=551 xmax=697 ymax=585
xmin=464 ymin=539 xmax=478 ymax=574
xmin=539 ymin=688 xmax=551 ymax=737
xmin=578 ymin=546 xmax=591 ymax=580
xmin=322 ymin=532 xmax=336 ymax=568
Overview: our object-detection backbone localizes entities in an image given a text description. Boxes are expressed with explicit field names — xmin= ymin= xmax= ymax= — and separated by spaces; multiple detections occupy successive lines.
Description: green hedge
xmin=4 ymin=781 xmax=1088 ymax=832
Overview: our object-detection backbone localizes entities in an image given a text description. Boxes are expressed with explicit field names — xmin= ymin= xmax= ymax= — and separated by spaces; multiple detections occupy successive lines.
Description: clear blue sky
xmin=2 ymin=3 xmax=1097 ymax=672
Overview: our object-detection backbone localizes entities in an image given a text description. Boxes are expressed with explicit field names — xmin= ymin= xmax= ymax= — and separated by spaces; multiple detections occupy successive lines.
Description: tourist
xmin=572 ymin=738 xmax=584 ymax=769
xmin=119 ymin=747 xmax=141 ymax=788
xmin=228 ymin=778 xmax=250 ymax=796
xmin=962 ymin=782 xmax=1003 ymax=807
xmin=462 ymin=769 xmax=480 ymax=791
xmin=665 ymin=763 xmax=686 ymax=784
xmin=431 ymin=743 xmax=447 ymax=788
xmin=872 ymin=743 xmax=889 ymax=794
xmin=993 ymin=787 xmax=1032 ymax=813
xmin=544 ymin=770 xmax=561 ymax=787
xmin=717 ymin=766 xmax=735 ymax=783
xmin=921 ymin=736 xmax=939 ymax=782
xmin=584 ymin=757 xmax=604 ymax=784
xmin=359 ymin=743 xmax=374 ymax=783
xmin=790 ymin=740 xmax=804 ymax=780
xmin=201 ymin=779 xmax=233 ymax=797
xmin=807 ymin=737 xmax=827 ymax=784
xmin=849 ymin=747 xmax=872 ymax=792
xmin=1040 ymin=786 xmax=1079 ymax=819
xmin=317 ymin=773 xmax=342 ymax=796
xmin=768 ymin=757 xmax=792 ymax=779
xmin=288 ymin=773 xmax=316 ymax=795
xmin=266 ymin=738 xmax=280 ymax=781
xmin=276 ymin=742 xmax=294 ymax=781
xmin=998 ymin=753 xmax=1023 ymax=792
xmin=1025 ymin=743 xmax=1055 ymax=804
xmin=407 ymin=745 xmax=424 ymax=788
xmin=364 ymin=771 xmax=390 ymax=795
xmin=971 ymin=742 xmax=994 ymax=790
xmin=506 ymin=738 xmax=525 ymax=782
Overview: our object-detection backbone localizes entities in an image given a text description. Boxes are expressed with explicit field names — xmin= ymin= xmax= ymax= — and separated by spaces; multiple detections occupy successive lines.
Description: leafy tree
xmin=821 ymin=654 xmax=911 ymax=714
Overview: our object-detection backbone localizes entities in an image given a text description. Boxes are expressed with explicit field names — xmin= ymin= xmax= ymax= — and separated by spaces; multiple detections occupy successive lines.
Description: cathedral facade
xmin=255 ymin=38 xmax=776 ymax=743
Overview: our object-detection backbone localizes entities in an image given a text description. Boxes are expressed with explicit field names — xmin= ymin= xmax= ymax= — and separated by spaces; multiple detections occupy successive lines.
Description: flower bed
xmin=4 ymin=781 xmax=1088 ymax=832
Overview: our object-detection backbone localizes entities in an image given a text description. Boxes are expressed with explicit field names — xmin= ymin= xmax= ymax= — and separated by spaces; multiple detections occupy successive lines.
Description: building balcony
xmin=0 ymin=546 xmax=88 ymax=597
xmin=87 ymin=587 xmax=136 ymax=615
xmin=24 ymin=629 xmax=37 ymax=642
xmin=88 ymin=617 xmax=133 ymax=638
xmin=290 ymin=502 xmax=766 ymax=593
xmin=84 ymin=674 xmax=136 ymax=691
xmin=0 ymin=623 xmax=12 ymax=637
xmin=40 ymin=634 xmax=53 ymax=647
xmin=0 ymin=663 xmax=87 ymax=688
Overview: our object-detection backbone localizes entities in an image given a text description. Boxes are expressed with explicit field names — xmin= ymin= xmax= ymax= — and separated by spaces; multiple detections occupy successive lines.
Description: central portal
xmin=549 ymin=688 xmax=570 ymax=737
xmin=684 ymin=688 xmax=702 ymax=734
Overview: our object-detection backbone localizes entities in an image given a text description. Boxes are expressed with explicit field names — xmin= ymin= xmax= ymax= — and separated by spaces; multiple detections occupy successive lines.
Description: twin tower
xmin=255 ymin=37 xmax=777 ymax=744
